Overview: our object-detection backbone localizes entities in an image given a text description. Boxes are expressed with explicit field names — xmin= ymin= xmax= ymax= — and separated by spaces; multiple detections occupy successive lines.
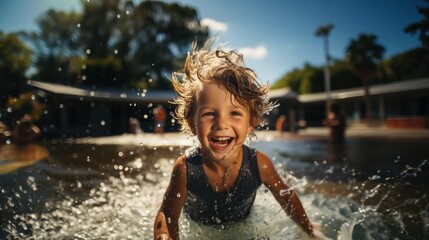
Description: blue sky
xmin=0 ymin=0 xmax=425 ymax=84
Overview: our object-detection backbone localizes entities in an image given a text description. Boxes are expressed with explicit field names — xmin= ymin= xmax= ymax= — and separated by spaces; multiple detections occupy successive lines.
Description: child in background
xmin=154 ymin=40 xmax=317 ymax=239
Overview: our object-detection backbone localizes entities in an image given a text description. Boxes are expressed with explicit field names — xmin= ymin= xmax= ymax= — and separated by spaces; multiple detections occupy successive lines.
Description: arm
xmin=257 ymin=151 xmax=314 ymax=237
xmin=154 ymin=156 xmax=188 ymax=240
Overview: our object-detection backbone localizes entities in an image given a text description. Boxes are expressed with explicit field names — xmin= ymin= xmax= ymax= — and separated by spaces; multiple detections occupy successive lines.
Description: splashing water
xmin=0 ymin=133 xmax=428 ymax=239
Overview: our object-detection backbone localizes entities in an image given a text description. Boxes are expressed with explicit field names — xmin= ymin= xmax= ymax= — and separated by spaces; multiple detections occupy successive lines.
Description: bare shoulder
xmin=256 ymin=150 xmax=274 ymax=170
xmin=255 ymin=150 xmax=278 ymax=183
xmin=165 ymin=154 xmax=188 ymax=199
xmin=171 ymin=155 xmax=187 ymax=177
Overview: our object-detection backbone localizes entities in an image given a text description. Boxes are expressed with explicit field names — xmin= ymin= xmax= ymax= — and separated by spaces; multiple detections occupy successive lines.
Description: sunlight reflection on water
xmin=1 ymin=132 xmax=428 ymax=239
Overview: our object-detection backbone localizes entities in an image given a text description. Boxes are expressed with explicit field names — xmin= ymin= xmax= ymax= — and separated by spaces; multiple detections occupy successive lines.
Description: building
xmin=298 ymin=78 xmax=429 ymax=128
xmin=26 ymin=78 xmax=429 ymax=138
xmin=26 ymin=80 xmax=177 ymax=138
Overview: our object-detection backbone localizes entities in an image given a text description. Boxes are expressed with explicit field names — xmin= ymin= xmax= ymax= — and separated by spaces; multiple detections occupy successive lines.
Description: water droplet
xmin=176 ymin=193 xmax=181 ymax=198
xmin=86 ymin=49 xmax=91 ymax=54
xmin=279 ymin=189 xmax=290 ymax=196
xmin=369 ymin=175 xmax=381 ymax=180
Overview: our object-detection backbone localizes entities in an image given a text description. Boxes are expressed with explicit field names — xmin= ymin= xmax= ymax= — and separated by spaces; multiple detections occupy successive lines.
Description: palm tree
xmin=345 ymin=33 xmax=385 ymax=121
xmin=404 ymin=0 xmax=429 ymax=48
xmin=315 ymin=24 xmax=334 ymax=116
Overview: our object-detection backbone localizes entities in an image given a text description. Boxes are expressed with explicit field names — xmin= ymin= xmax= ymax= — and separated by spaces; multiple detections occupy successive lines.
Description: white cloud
xmin=238 ymin=45 xmax=268 ymax=60
xmin=201 ymin=18 xmax=228 ymax=32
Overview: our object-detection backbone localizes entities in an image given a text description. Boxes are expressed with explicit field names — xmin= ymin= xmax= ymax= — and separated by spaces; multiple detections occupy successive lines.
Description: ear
xmin=247 ymin=125 xmax=254 ymax=134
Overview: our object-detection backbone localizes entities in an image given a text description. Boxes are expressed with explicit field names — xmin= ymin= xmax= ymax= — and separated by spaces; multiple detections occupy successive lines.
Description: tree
xmin=122 ymin=0 xmax=208 ymax=89
xmin=330 ymin=60 xmax=361 ymax=90
xmin=78 ymin=0 xmax=208 ymax=89
xmin=29 ymin=0 xmax=208 ymax=89
xmin=25 ymin=9 xmax=82 ymax=84
xmin=382 ymin=47 xmax=429 ymax=81
xmin=0 ymin=31 xmax=32 ymax=106
xmin=299 ymin=63 xmax=324 ymax=94
xmin=404 ymin=0 xmax=429 ymax=48
xmin=345 ymin=33 xmax=385 ymax=121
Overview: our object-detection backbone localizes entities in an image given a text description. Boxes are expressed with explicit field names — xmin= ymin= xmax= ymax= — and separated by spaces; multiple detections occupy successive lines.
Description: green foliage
xmin=330 ymin=60 xmax=361 ymax=90
xmin=0 ymin=31 xmax=31 ymax=105
xmin=345 ymin=33 xmax=385 ymax=80
xmin=271 ymin=68 xmax=303 ymax=93
xmin=6 ymin=92 xmax=45 ymax=125
xmin=29 ymin=0 xmax=208 ymax=89
xmin=78 ymin=55 xmax=123 ymax=87
xmin=272 ymin=61 xmax=359 ymax=94
xmin=382 ymin=47 xmax=429 ymax=81
xmin=299 ymin=64 xmax=324 ymax=94
xmin=404 ymin=0 xmax=429 ymax=48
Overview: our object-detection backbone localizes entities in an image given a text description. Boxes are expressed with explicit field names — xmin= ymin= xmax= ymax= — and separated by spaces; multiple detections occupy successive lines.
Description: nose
xmin=214 ymin=114 xmax=229 ymax=130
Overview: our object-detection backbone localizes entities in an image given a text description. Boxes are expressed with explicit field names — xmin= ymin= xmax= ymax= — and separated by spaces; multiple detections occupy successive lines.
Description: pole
xmin=324 ymin=34 xmax=331 ymax=117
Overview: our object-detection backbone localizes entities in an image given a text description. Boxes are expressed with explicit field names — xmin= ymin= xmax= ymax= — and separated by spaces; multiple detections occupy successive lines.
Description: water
xmin=0 ymin=132 xmax=428 ymax=239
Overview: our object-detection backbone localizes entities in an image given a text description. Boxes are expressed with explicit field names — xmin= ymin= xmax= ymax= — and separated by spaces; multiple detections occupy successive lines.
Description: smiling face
xmin=192 ymin=83 xmax=253 ymax=163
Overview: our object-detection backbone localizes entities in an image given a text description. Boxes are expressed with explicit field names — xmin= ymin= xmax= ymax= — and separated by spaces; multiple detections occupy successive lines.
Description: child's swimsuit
xmin=184 ymin=145 xmax=262 ymax=225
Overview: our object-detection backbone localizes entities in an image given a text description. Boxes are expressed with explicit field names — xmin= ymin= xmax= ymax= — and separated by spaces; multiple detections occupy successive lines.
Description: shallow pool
xmin=1 ymin=132 xmax=428 ymax=239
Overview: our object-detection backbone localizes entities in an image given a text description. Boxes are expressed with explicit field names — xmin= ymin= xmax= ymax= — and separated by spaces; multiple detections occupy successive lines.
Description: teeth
xmin=213 ymin=137 xmax=231 ymax=141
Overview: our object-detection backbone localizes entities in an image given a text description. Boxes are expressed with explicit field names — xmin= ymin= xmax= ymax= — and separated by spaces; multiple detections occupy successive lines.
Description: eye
xmin=201 ymin=112 xmax=215 ymax=117
xmin=230 ymin=111 xmax=242 ymax=117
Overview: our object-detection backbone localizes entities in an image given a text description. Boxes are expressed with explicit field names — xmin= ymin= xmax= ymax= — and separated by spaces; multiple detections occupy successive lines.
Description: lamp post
xmin=315 ymin=24 xmax=334 ymax=117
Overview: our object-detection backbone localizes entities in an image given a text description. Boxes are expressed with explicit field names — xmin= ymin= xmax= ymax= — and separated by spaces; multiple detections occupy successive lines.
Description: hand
xmin=155 ymin=233 xmax=171 ymax=240
xmin=310 ymin=222 xmax=331 ymax=240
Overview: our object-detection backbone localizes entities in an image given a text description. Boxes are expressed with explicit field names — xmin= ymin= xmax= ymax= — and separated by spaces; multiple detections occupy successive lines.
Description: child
xmin=154 ymin=40 xmax=315 ymax=239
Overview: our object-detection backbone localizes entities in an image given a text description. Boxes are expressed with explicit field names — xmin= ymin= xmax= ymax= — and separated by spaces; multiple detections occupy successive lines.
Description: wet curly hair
xmin=172 ymin=39 xmax=275 ymax=134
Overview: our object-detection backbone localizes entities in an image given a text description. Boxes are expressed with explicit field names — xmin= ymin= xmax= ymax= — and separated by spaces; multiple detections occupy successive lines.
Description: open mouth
xmin=210 ymin=136 xmax=234 ymax=148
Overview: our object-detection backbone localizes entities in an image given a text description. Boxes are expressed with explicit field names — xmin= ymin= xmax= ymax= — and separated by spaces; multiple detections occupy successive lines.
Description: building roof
xmin=298 ymin=78 xmax=429 ymax=103
xmin=268 ymin=87 xmax=298 ymax=100
xmin=27 ymin=80 xmax=177 ymax=103
xmin=28 ymin=78 xmax=428 ymax=105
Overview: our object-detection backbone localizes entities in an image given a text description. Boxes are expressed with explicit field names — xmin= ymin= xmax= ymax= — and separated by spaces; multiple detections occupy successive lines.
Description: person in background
xmin=323 ymin=102 xmax=346 ymax=143
xmin=0 ymin=121 xmax=11 ymax=144
xmin=276 ymin=115 xmax=286 ymax=136
xmin=12 ymin=114 xmax=40 ymax=145
xmin=129 ymin=117 xmax=143 ymax=134
xmin=154 ymin=104 xmax=167 ymax=134
xmin=154 ymin=40 xmax=320 ymax=239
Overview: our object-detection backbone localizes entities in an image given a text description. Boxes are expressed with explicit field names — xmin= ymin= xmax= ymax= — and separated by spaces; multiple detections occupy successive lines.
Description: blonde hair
xmin=172 ymin=39 xmax=275 ymax=134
